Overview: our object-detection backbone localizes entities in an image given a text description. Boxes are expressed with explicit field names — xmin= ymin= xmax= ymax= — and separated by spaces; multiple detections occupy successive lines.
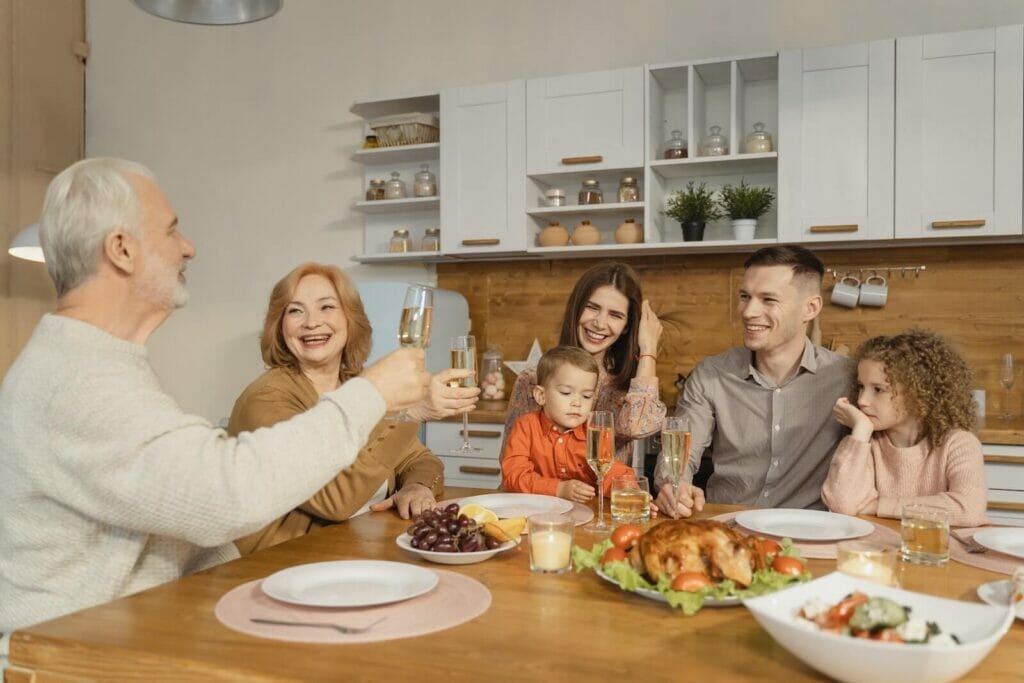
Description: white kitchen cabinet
xmin=426 ymin=421 xmax=504 ymax=490
xmin=983 ymin=443 xmax=1024 ymax=526
xmin=440 ymin=80 xmax=527 ymax=255
xmin=895 ymin=25 xmax=1024 ymax=239
xmin=778 ymin=41 xmax=895 ymax=243
xmin=526 ymin=67 xmax=644 ymax=176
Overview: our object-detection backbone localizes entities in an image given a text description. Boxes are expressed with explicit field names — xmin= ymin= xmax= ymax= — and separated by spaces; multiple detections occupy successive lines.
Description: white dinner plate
xmin=396 ymin=532 xmax=517 ymax=565
xmin=457 ymin=493 xmax=573 ymax=519
xmin=260 ymin=560 xmax=438 ymax=608
xmin=972 ymin=528 xmax=1024 ymax=559
xmin=976 ymin=580 xmax=1024 ymax=621
xmin=735 ymin=508 xmax=874 ymax=541
xmin=594 ymin=567 xmax=741 ymax=607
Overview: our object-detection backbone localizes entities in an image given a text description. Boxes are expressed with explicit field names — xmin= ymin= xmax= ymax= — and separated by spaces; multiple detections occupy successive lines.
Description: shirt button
xmin=775 ymin=388 xmax=781 ymax=394
xmin=557 ymin=438 xmax=563 ymax=443
xmin=560 ymin=468 xmax=566 ymax=473
xmin=762 ymin=491 xmax=770 ymax=498
xmin=773 ymin=424 xmax=780 ymax=432
xmin=772 ymin=459 xmax=779 ymax=467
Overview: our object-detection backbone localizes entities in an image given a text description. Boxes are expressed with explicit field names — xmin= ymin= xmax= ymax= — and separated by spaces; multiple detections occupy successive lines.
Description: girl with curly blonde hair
xmin=822 ymin=329 xmax=988 ymax=526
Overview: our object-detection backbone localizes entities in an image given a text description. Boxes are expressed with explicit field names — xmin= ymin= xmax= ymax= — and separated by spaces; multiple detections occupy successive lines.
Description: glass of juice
xmin=900 ymin=503 xmax=949 ymax=566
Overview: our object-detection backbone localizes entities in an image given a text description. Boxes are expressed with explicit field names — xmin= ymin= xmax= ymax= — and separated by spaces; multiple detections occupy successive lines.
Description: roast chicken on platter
xmin=627 ymin=519 xmax=765 ymax=587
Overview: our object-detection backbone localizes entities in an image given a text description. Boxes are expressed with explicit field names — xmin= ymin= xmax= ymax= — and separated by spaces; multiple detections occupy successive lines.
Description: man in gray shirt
xmin=656 ymin=246 xmax=850 ymax=517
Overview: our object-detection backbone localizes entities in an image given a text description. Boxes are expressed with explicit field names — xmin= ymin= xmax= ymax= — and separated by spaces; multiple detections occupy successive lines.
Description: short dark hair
xmin=744 ymin=246 xmax=824 ymax=289
xmin=536 ymin=345 xmax=599 ymax=386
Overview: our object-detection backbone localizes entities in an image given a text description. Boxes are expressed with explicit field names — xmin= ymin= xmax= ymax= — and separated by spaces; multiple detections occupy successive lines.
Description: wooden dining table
xmin=6 ymin=488 xmax=1023 ymax=682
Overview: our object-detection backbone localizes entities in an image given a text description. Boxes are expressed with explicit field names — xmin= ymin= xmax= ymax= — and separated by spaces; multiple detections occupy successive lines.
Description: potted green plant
xmin=718 ymin=179 xmax=775 ymax=241
xmin=663 ymin=180 xmax=723 ymax=241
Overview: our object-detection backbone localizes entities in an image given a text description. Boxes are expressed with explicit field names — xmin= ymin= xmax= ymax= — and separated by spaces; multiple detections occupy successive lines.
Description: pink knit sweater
xmin=821 ymin=429 xmax=989 ymax=527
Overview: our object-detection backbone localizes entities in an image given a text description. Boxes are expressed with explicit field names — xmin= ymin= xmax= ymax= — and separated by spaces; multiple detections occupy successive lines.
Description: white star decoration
xmin=504 ymin=339 xmax=543 ymax=377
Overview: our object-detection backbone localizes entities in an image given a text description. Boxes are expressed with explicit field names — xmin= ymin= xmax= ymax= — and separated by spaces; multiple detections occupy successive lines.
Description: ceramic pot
xmin=615 ymin=218 xmax=643 ymax=244
xmin=681 ymin=221 xmax=705 ymax=242
xmin=537 ymin=221 xmax=570 ymax=247
xmin=571 ymin=220 xmax=601 ymax=246
xmin=732 ymin=218 xmax=757 ymax=241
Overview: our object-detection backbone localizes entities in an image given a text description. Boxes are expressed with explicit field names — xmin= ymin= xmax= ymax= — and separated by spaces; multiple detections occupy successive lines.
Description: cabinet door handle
xmin=459 ymin=465 xmax=500 ymax=476
xmin=931 ymin=219 xmax=985 ymax=229
xmin=461 ymin=238 xmax=500 ymax=246
xmin=983 ymin=455 xmax=1022 ymax=464
xmin=561 ymin=155 xmax=603 ymax=165
xmin=461 ymin=429 xmax=502 ymax=439
xmin=809 ymin=224 xmax=858 ymax=234
xmin=987 ymin=501 xmax=1024 ymax=512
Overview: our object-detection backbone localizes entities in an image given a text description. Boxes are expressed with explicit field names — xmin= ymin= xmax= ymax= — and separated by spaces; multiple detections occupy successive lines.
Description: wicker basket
xmin=369 ymin=113 xmax=440 ymax=147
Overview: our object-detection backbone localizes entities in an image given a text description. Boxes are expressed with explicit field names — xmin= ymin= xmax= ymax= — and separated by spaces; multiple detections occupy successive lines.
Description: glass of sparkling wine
xmin=660 ymin=416 xmax=692 ymax=500
xmin=610 ymin=474 xmax=651 ymax=524
xmin=449 ymin=335 xmax=479 ymax=453
xmin=392 ymin=285 xmax=433 ymax=421
xmin=900 ymin=503 xmax=949 ymax=566
xmin=585 ymin=410 xmax=615 ymax=533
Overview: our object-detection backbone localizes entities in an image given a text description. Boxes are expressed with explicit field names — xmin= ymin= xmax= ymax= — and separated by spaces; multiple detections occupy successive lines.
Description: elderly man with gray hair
xmin=0 ymin=158 xmax=439 ymax=638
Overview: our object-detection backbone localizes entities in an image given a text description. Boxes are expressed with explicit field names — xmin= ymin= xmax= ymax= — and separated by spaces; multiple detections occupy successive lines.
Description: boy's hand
xmin=833 ymin=397 xmax=874 ymax=442
xmin=556 ymin=479 xmax=596 ymax=503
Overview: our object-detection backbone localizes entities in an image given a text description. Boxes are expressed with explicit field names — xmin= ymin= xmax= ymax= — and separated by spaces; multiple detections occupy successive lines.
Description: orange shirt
xmin=501 ymin=410 xmax=634 ymax=496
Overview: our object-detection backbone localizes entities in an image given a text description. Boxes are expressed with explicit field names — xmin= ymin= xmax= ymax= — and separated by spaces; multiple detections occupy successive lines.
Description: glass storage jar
xmin=384 ymin=171 xmax=407 ymax=200
xmin=617 ymin=176 xmax=639 ymax=203
xmin=420 ymin=227 xmax=440 ymax=251
xmin=663 ymin=129 xmax=688 ymax=159
xmin=362 ymin=134 xmax=379 ymax=149
xmin=543 ymin=188 xmax=566 ymax=207
xmin=389 ymin=228 xmax=411 ymax=253
xmin=700 ymin=125 xmax=729 ymax=156
xmin=366 ymin=178 xmax=386 ymax=201
xmin=578 ymin=179 xmax=603 ymax=205
xmin=744 ymin=122 xmax=774 ymax=153
xmin=480 ymin=346 xmax=506 ymax=400
xmin=413 ymin=164 xmax=437 ymax=197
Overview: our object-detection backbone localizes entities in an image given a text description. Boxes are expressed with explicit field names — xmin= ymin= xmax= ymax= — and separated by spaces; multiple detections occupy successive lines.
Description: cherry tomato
xmin=611 ymin=524 xmax=644 ymax=551
xmin=873 ymin=629 xmax=904 ymax=643
xmin=601 ymin=547 xmax=628 ymax=564
xmin=771 ymin=555 xmax=806 ymax=577
xmin=670 ymin=572 xmax=713 ymax=592
xmin=828 ymin=591 xmax=869 ymax=624
xmin=759 ymin=538 xmax=782 ymax=559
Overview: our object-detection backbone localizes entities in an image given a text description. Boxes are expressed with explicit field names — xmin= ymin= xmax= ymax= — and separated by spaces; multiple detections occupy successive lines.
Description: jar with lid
xmin=744 ymin=122 xmax=773 ymax=154
xmin=362 ymin=134 xmax=379 ymax=149
xmin=571 ymin=219 xmax=601 ymax=246
xmin=384 ymin=171 xmax=407 ymax=200
xmin=537 ymin=221 xmax=570 ymax=247
xmin=700 ymin=125 xmax=729 ymax=156
xmin=617 ymin=176 xmax=640 ymax=203
xmin=663 ymin=129 xmax=688 ymax=159
xmin=413 ymin=164 xmax=437 ymax=197
xmin=578 ymin=179 xmax=603 ymax=205
xmin=480 ymin=346 xmax=506 ymax=400
xmin=420 ymin=227 xmax=440 ymax=252
xmin=543 ymin=188 xmax=566 ymax=207
xmin=389 ymin=228 xmax=411 ymax=253
xmin=365 ymin=178 xmax=386 ymax=201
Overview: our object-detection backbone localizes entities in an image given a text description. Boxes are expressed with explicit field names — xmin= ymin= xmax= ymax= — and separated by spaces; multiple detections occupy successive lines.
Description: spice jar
xmin=617 ymin=176 xmax=640 ymax=203
xmin=744 ymin=122 xmax=774 ymax=154
xmin=663 ymin=129 xmax=688 ymax=159
xmin=615 ymin=218 xmax=643 ymax=244
xmin=362 ymin=134 xmax=379 ymax=149
xmin=700 ymin=125 xmax=729 ymax=156
xmin=543 ymin=188 xmax=566 ymax=207
xmin=480 ymin=346 xmax=506 ymax=400
xmin=420 ymin=227 xmax=440 ymax=251
xmin=537 ymin=221 xmax=570 ymax=247
xmin=384 ymin=171 xmax=407 ymax=200
xmin=578 ymin=179 xmax=603 ymax=205
xmin=389 ymin=228 xmax=411 ymax=253
xmin=413 ymin=164 xmax=437 ymax=197
xmin=571 ymin=220 xmax=601 ymax=246
xmin=365 ymin=178 xmax=386 ymax=201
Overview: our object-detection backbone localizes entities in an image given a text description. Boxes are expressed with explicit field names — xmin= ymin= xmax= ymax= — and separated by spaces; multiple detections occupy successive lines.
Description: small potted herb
xmin=718 ymin=179 xmax=775 ymax=241
xmin=663 ymin=181 xmax=723 ymax=242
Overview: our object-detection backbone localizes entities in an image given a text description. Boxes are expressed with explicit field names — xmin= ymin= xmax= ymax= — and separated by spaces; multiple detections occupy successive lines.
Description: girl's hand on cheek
xmin=833 ymin=397 xmax=874 ymax=441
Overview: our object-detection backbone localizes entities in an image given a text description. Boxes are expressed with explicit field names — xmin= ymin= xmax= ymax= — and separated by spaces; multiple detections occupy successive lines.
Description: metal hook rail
xmin=826 ymin=265 xmax=927 ymax=280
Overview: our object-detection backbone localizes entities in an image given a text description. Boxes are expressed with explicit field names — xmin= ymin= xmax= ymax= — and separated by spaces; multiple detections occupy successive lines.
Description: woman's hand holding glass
xmin=359 ymin=348 xmax=431 ymax=413
xmin=403 ymin=368 xmax=481 ymax=422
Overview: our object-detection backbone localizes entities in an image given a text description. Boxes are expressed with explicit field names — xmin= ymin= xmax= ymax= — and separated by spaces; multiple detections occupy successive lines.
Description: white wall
xmin=85 ymin=0 xmax=1024 ymax=421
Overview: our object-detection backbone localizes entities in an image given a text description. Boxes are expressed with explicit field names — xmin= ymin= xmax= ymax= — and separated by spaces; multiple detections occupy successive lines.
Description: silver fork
xmin=951 ymin=530 xmax=987 ymax=554
xmin=250 ymin=617 xmax=385 ymax=634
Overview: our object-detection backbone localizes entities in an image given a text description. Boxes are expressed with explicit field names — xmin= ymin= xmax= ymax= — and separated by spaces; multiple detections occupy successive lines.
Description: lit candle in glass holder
xmin=836 ymin=541 xmax=898 ymax=586
xmin=528 ymin=513 xmax=574 ymax=574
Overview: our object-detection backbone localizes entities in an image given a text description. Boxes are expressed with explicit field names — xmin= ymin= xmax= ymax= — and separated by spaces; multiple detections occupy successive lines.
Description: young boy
xmin=501 ymin=346 xmax=633 ymax=502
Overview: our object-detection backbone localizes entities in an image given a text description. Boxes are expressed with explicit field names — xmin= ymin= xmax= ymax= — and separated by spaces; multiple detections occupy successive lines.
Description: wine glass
xmin=392 ymin=285 xmax=433 ymax=421
xmin=449 ymin=335 xmax=480 ymax=453
xmin=1000 ymin=353 xmax=1016 ymax=420
xmin=660 ymin=416 xmax=692 ymax=504
xmin=584 ymin=410 xmax=615 ymax=534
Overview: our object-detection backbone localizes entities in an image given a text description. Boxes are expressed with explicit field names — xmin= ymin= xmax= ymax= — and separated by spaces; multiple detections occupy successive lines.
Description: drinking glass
xmin=900 ymin=503 xmax=949 ymax=566
xmin=1000 ymin=353 xmax=1015 ymax=419
xmin=660 ymin=416 xmax=692 ymax=502
xmin=398 ymin=285 xmax=433 ymax=349
xmin=610 ymin=474 xmax=651 ymax=524
xmin=449 ymin=335 xmax=479 ymax=453
xmin=584 ymin=411 xmax=615 ymax=533
xmin=527 ymin=512 xmax=574 ymax=574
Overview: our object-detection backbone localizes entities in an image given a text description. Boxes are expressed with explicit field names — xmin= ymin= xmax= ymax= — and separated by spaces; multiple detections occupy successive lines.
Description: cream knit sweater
xmin=821 ymin=429 xmax=989 ymax=527
xmin=0 ymin=315 xmax=385 ymax=632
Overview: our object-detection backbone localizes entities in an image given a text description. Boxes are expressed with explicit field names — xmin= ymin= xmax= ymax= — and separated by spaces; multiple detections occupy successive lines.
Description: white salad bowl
xmin=744 ymin=572 xmax=1014 ymax=683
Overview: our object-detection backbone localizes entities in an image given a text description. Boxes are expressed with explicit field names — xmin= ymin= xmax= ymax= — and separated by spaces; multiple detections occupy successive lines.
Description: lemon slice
xmin=460 ymin=503 xmax=498 ymax=524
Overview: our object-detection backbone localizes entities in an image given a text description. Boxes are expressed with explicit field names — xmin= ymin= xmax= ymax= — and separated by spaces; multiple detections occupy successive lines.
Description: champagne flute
xmin=392 ymin=285 xmax=433 ymax=421
xmin=584 ymin=410 xmax=615 ymax=533
xmin=449 ymin=335 xmax=480 ymax=453
xmin=1000 ymin=353 xmax=1016 ymax=420
xmin=660 ymin=416 xmax=692 ymax=503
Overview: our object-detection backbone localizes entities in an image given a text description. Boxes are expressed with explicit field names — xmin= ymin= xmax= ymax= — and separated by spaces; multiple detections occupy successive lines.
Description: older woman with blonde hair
xmin=229 ymin=262 xmax=476 ymax=555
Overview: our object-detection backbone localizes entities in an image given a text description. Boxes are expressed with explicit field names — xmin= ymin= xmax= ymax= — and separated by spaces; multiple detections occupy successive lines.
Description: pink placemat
xmin=708 ymin=511 xmax=901 ymax=560
xmin=214 ymin=569 xmax=490 ymax=644
xmin=950 ymin=527 xmax=1024 ymax=575
xmin=437 ymin=498 xmax=594 ymax=528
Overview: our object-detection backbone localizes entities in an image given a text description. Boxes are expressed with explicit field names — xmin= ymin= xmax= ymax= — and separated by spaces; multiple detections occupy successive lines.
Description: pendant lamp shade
xmin=8 ymin=223 xmax=45 ymax=263
xmin=133 ymin=0 xmax=282 ymax=25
